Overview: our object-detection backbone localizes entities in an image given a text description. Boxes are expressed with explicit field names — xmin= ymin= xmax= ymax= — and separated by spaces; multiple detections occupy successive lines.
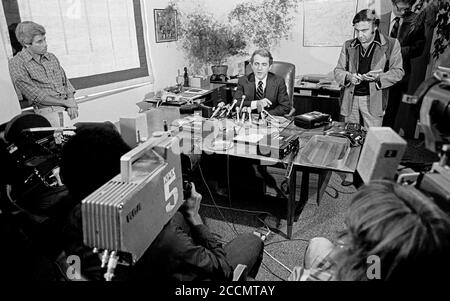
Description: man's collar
xmin=390 ymin=11 xmax=398 ymax=22
xmin=255 ymin=75 xmax=268 ymax=86
xmin=24 ymin=47 xmax=49 ymax=62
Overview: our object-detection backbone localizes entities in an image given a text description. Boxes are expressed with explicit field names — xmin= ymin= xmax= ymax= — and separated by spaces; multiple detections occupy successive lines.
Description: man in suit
xmin=233 ymin=49 xmax=291 ymax=116
xmin=335 ymin=9 xmax=404 ymax=128
xmin=379 ymin=0 xmax=425 ymax=129
xmin=334 ymin=9 xmax=404 ymax=186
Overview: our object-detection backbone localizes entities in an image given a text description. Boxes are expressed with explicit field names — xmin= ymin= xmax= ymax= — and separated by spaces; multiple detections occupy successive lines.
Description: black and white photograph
xmin=0 ymin=0 xmax=449 ymax=293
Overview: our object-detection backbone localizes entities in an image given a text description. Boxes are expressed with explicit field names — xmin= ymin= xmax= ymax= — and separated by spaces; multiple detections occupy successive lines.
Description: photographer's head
xmin=336 ymin=180 xmax=450 ymax=280
xmin=60 ymin=123 xmax=131 ymax=201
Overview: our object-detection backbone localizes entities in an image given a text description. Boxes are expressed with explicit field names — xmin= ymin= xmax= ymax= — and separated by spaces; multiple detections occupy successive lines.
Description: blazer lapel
xmin=398 ymin=14 xmax=415 ymax=43
xmin=265 ymin=73 xmax=276 ymax=100
xmin=348 ymin=44 xmax=359 ymax=73
xmin=248 ymin=73 xmax=256 ymax=101
xmin=371 ymin=35 xmax=387 ymax=71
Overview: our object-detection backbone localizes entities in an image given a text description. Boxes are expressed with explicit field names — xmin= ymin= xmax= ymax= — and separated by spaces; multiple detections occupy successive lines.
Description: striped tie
xmin=390 ymin=17 xmax=400 ymax=38
xmin=256 ymin=81 xmax=264 ymax=100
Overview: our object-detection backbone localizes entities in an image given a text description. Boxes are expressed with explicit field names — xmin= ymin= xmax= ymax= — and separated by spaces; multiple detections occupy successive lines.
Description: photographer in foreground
xmin=289 ymin=180 xmax=450 ymax=281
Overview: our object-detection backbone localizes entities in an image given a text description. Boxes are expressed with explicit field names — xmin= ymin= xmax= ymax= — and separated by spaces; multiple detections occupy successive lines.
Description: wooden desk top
xmin=173 ymin=116 xmax=361 ymax=173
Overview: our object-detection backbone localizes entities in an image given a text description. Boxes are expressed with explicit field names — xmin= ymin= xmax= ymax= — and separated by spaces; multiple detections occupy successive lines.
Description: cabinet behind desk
xmin=294 ymin=85 xmax=341 ymax=121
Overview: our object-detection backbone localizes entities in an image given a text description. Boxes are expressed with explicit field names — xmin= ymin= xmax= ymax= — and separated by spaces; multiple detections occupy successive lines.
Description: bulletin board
xmin=303 ymin=0 xmax=359 ymax=47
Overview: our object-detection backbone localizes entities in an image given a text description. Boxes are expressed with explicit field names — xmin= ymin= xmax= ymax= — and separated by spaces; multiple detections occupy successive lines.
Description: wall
xmin=0 ymin=8 xmax=20 ymax=125
xmin=148 ymin=0 xmax=392 ymax=90
xmin=0 ymin=0 xmax=395 ymax=125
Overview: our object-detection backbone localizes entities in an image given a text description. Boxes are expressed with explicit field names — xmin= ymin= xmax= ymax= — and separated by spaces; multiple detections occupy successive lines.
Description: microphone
xmin=238 ymin=95 xmax=246 ymax=112
xmin=210 ymin=102 xmax=225 ymax=119
xmin=240 ymin=107 xmax=247 ymax=122
xmin=247 ymin=107 xmax=252 ymax=124
xmin=219 ymin=104 xmax=230 ymax=118
xmin=227 ymin=99 xmax=238 ymax=117
xmin=257 ymin=102 xmax=263 ymax=120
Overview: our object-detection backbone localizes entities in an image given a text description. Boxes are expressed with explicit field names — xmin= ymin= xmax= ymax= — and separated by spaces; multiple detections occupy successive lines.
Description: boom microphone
xmin=238 ymin=95 xmax=246 ymax=112
xmin=219 ymin=104 xmax=230 ymax=118
xmin=210 ymin=102 xmax=225 ymax=119
xmin=227 ymin=99 xmax=238 ymax=117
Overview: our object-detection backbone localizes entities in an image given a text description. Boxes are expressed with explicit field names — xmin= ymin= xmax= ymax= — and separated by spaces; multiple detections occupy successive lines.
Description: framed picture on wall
xmin=154 ymin=8 xmax=178 ymax=43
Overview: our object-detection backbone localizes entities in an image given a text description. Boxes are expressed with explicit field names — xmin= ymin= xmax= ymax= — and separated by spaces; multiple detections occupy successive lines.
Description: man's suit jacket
xmin=379 ymin=12 xmax=425 ymax=84
xmin=233 ymin=72 xmax=291 ymax=116
xmin=334 ymin=32 xmax=404 ymax=117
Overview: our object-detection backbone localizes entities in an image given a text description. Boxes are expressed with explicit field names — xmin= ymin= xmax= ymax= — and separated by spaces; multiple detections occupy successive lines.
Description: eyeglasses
xmin=393 ymin=2 xmax=412 ymax=13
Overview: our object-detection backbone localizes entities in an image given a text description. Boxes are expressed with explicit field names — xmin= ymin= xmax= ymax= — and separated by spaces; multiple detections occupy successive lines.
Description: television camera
xmin=81 ymin=133 xmax=188 ymax=281
xmin=398 ymin=66 xmax=450 ymax=208
xmin=1 ymin=113 xmax=76 ymax=214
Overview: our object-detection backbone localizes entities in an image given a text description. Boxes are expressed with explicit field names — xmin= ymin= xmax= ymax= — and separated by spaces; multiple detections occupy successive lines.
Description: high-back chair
xmin=245 ymin=61 xmax=296 ymax=118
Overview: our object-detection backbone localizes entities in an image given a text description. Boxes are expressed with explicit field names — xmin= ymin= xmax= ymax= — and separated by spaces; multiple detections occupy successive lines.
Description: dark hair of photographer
xmin=60 ymin=125 xmax=131 ymax=201
xmin=336 ymin=180 xmax=450 ymax=280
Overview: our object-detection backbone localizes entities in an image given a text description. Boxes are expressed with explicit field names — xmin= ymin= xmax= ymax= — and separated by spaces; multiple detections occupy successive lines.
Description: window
xmin=2 ymin=0 xmax=152 ymax=92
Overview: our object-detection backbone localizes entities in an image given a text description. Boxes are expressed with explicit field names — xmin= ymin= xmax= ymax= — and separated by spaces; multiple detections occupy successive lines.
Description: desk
xmin=173 ymin=116 xmax=361 ymax=238
xmin=208 ymin=78 xmax=342 ymax=120
xmin=136 ymin=83 xmax=226 ymax=112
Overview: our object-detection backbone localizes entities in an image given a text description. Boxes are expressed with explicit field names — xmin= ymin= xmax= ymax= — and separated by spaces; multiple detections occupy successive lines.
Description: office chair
xmin=245 ymin=61 xmax=296 ymax=118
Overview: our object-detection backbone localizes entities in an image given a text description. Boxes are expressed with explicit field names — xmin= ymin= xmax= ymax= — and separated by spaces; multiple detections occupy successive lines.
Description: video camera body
xmin=81 ymin=134 xmax=186 ymax=280
xmin=400 ymin=66 xmax=450 ymax=207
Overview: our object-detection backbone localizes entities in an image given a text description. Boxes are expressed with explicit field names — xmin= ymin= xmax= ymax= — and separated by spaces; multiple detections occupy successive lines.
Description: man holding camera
xmin=58 ymin=123 xmax=263 ymax=281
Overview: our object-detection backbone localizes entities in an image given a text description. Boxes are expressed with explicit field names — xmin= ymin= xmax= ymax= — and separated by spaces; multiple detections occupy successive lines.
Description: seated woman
xmin=289 ymin=180 xmax=450 ymax=281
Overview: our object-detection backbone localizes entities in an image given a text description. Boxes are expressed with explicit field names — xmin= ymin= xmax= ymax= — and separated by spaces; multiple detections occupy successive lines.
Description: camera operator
xmin=59 ymin=123 xmax=263 ymax=281
xmin=289 ymin=180 xmax=450 ymax=281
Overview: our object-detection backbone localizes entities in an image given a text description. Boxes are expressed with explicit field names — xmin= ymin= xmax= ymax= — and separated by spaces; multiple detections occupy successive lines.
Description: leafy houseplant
xmin=177 ymin=11 xmax=247 ymax=77
xmin=229 ymin=0 xmax=298 ymax=50
xmin=413 ymin=0 xmax=450 ymax=60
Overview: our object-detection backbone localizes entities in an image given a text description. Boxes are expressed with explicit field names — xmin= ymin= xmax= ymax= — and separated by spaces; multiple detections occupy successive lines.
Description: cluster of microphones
xmin=209 ymin=95 xmax=275 ymax=123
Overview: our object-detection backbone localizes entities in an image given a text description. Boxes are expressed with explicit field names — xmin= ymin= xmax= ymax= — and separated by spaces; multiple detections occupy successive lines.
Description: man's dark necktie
xmin=390 ymin=17 xmax=400 ymax=38
xmin=256 ymin=81 xmax=264 ymax=100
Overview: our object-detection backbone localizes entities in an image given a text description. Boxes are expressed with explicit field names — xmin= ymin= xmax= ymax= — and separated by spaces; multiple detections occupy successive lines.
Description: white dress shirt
xmin=251 ymin=75 xmax=268 ymax=110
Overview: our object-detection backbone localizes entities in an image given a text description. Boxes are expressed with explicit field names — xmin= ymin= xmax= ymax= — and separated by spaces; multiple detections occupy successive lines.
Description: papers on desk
xmin=233 ymin=132 xmax=265 ymax=144
xmin=299 ymin=135 xmax=350 ymax=168
xmin=179 ymin=88 xmax=210 ymax=99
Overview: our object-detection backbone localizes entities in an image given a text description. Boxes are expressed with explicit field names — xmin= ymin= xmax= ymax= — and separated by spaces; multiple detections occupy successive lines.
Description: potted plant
xmin=229 ymin=0 xmax=298 ymax=50
xmin=178 ymin=11 xmax=247 ymax=79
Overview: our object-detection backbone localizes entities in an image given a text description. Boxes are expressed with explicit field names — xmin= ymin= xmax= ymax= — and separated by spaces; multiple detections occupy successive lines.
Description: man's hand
xmin=349 ymin=73 xmax=363 ymax=85
xmin=66 ymin=97 xmax=78 ymax=109
xmin=180 ymin=183 xmax=203 ymax=225
xmin=361 ymin=71 xmax=381 ymax=82
xmin=67 ymin=107 xmax=79 ymax=120
xmin=258 ymin=98 xmax=272 ymax=108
